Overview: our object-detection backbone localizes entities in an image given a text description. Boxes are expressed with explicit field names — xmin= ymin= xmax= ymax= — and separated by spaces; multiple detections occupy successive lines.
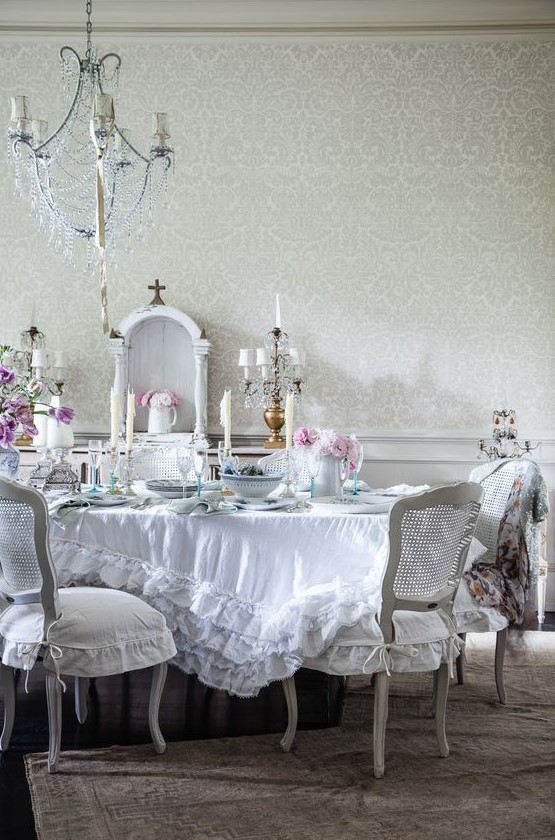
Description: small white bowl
xmin=222 ymin=473 xmax=282 ymax=502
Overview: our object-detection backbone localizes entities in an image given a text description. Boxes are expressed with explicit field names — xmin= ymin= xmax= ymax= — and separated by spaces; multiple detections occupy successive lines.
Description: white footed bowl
xmin=223 ymin=473 xmax=282 ymax=502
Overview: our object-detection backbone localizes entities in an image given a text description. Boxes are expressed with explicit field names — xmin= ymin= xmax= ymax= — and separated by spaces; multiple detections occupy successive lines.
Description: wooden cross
xmin=148 ymin=279 xmax=166 ymax=306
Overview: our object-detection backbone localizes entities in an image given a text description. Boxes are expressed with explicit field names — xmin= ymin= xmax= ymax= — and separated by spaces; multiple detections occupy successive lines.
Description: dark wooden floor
xmin=1 ymin=613 xmax=554 ymax=840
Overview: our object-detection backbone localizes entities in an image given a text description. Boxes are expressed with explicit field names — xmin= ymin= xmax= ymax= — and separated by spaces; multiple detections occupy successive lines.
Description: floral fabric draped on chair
xmin=463 ymin=459 xmax=549 ymax=625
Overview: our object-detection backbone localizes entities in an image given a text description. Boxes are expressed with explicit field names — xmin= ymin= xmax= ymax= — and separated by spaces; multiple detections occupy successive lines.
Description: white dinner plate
xmin=309 ymin=495 xmax=395 ymax=514
xmin=232 ymin=497 xmax=295 ymax=512
xmin=83 ymin=493 xmax=133 ymax=507
xmin=146 ymin=479 xmax=197 ymax=498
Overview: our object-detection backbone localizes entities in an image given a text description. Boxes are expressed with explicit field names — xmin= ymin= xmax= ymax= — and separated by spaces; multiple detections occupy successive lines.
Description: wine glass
xmin=176 ymin=445 xmax=193 ymax=499
xmin=352 ymin=442 xmax=364 ymax=496
xmin=304 ymin=448 xmax=321 ymax=499
xmin=191 ymin=440 xmax=209 ymax=498
xmin=339 ymin=456 xmax=350 ymax=500
xmin=87 ymin=439 xmax=103 ymax=493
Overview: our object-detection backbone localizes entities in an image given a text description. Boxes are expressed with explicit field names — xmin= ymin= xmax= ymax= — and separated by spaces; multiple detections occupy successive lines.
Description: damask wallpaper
xmin=0 ymin=38 xmax=553 ymax=440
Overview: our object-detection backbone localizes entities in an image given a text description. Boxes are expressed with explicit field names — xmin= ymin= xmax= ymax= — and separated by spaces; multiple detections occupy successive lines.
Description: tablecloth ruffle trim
xmin=50 ymin=537 xmax=458 ymax=697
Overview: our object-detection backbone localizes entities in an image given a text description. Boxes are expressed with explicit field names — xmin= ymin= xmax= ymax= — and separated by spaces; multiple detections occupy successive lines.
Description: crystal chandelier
xmin=7 ymin=0 xmax=173 ymax=334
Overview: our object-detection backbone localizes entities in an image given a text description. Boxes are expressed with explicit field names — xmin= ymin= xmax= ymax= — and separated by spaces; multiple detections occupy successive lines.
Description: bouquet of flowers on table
xmin=293 ymin=427 xmax=361 ymax=470
xmin=136 ymin=389 xmax=181 ymax=409
xmin=0 ymin=346 xmax=74 ymax=449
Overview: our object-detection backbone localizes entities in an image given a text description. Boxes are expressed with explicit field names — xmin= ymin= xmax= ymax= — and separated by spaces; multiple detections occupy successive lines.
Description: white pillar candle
xmin=275 ymin=293 xmax=281 ymax=329
xmin=284 ymin=393 xmax=294 ymax=450
xmin=126 ymin=388 xmax=135 ymax=452
xmin=220 ymin=389 xmax=232 ymax=450
xmin=46 ymin=397 xmax=74 ymax=449
xmin=110 ymin=388 xmax=120 ymax=451
xmin=33 ymin=412 xmax=48 ymax=447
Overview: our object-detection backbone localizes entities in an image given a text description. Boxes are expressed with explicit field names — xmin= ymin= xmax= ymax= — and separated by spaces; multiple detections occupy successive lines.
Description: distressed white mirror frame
xmin=108 ymin=305 xmax=210 ymax=441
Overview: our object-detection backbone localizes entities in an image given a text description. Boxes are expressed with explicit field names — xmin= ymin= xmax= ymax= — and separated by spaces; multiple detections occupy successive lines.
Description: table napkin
xmin=167 ymin=496 xmax=237 ymax=516
xmin=48 ymin=496 xmax=91 ymax=528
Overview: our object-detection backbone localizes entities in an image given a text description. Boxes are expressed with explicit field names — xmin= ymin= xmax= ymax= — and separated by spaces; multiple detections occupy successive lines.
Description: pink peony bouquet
xmin=136 ymin=389 xmax=181 ymax=409
xmin=293 ymin=426 xmax=360 ymax=469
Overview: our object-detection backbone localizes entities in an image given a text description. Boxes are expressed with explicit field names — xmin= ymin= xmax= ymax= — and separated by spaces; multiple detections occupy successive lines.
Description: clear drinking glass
xmin=176 ymin=445 xmax=193 ymax=498
xmin=339 ymin=455 xmax=350 ymax=499
xmin=191 ymin=440 xmax=209 ymax=498
xmin=87 ymin=439 xmax=103 ymax=493
xmin=352 ymin=442 xmax=364 ymax=495
xmin=304 ymin=448 xmax=321 ymax=499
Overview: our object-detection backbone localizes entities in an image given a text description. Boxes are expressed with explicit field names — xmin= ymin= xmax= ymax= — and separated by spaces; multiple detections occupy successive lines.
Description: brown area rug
xmin=26 ymin=632 xmax=555 ymax=840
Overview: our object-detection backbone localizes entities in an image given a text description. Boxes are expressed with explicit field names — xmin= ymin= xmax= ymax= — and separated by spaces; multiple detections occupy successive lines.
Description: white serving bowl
xmin=222 ymin=473 xmax=282 ymax=502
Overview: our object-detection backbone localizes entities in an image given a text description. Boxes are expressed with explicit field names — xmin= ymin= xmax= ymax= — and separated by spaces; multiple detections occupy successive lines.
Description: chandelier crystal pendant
xmin=7 ymin=0 xmax=173 ymax=334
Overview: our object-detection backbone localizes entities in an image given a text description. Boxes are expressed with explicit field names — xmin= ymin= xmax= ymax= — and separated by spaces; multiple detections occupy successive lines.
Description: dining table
xmin=47 ymin=484 xmax=407 ymax=698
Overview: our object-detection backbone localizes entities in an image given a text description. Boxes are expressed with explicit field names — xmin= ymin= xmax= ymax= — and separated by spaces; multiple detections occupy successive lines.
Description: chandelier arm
xmin=27 ymin=145 xmax=94 ymax=238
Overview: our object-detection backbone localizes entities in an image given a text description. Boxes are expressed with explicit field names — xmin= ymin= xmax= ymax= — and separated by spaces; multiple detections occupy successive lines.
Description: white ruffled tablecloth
xmin=48 ymin=489 xmax=392 ymax=697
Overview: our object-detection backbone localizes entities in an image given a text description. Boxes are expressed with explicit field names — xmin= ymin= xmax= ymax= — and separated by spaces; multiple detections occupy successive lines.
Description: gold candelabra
xmin=239 ymin=326 xmax=305 ymax=449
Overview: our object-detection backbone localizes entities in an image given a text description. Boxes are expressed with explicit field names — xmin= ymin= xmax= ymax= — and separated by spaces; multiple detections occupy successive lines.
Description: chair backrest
xmin=133 ymin=445 xmax=195 ymax=481
xmin=257 ymin=451 xmax=310 ymax=483
xmin=0 ymin=477 xmax=60 ymax=629
xmin=468 ymin=459 xmax=539 ymax=566
xmin=380 ymin=482 xmax=483 ymax=643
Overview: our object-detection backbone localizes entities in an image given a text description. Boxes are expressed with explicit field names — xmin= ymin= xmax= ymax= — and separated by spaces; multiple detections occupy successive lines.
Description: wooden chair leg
xmin=149 ymin=662 xmax=168 ymax=754
xmin=495 ymin=627 xmax=508 ymax=705
xmin=455 ymin=632 xmax=466 ymax=685
xmin=74 ymin=676 xmax=89 ymax=724
xmin=45 ymin=670 xmax=62 ymax=774
xmin=0 ymin=664 xmax=16 ymax=751
xmin=433 ymin=663 xmax=450 ymax=758
xmin=280 ymin=676 xmax=298 ymax=752
xmin=373 ymin=671 xmax=390 ymax=779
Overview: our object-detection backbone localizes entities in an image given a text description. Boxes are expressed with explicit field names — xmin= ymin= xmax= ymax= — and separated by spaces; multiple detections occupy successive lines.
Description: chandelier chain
xmin=85 ymin=0 xmax=93 ymax=63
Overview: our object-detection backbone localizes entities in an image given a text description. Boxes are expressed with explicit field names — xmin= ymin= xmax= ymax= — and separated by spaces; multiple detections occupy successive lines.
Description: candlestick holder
xmin=477 ymin=408 xmax=540 ymax=460
xmin=239 ymin=326 xmax=305 ymax=449
xmin=107 ymin=448 xmax=123 ymax=495
xmin=121 ymin=451 xmax=136 ymax=496
xmin=42 ymin=448 xmax=80 ymax=494
xmin=27 ymin=445 xmax=53 ymax=489
xmin=279 ymin=450 xmax=297 ymax=498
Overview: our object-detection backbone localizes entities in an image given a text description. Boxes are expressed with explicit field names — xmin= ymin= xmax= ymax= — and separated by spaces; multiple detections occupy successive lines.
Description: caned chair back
xmin=380 ymin=482 xmax=483 ymax=644
xmin=0 ymin=477 xmax=60 ymax=628
xmin=133 ymin=445 xmax=195 ymax=482
xmin=258 ymin=451 xmax=310 ymax=483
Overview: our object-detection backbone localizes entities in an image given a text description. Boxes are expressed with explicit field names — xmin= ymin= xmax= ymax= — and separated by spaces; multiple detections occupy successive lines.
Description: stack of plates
xmin=145 ymin=479 xmax=196 ymax=498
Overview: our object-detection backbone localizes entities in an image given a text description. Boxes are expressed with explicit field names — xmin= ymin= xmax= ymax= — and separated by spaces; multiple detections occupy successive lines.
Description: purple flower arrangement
xmin=0 ymin=359 xmax=74 ymax=449
xmin=293 ymin=426 xmax=361 ymax=470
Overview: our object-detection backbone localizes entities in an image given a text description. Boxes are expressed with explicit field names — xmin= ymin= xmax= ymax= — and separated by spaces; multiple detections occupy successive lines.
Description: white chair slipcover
xmin=0 ymin=477 xmax=177 ymax=773
xmin=280 ymin=482 xmax=483 ymax=779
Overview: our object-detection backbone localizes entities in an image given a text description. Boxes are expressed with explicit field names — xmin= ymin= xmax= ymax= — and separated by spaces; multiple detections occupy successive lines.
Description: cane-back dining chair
xmin=0 ymin=477 xmax=177 ymax=773
xmin=280 ymin=482 xmax=483 ymax=778
xmin=453 ymin=458 xmax=549 ymax=704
